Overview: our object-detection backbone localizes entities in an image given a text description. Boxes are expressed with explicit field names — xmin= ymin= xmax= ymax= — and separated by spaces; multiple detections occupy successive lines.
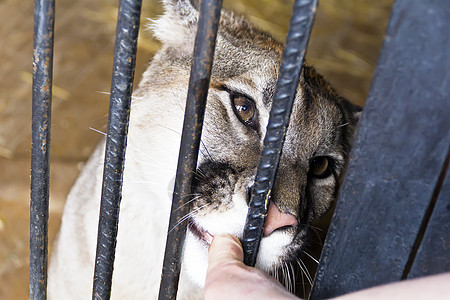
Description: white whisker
xmin=300 ymin=265 xmax=306 ymax=299
xmin=168 ymin=211 xmax=195 ymax=234
xmin=96 ymin=91 xmax=110 ymax=95
xmin=131 ymin=95 xmax=145 ymax=101
xmin=296 ymin=259 xmax=313 ymax=286
xmin=302 ymin=249 xmax=319 ymax=264
xmin=280 ymin=262 xmax=286 ymax=290
xmin=283 ymin=262 xmax=292 ymax=293
xmin=271 ymin=265 xmax=279 ymax=283
xmin=174 ymin=195 xmax=203 ymax=211
xmin=283 ymin=262 xmax=290 ymax=293
xmin=192 ymin=169 xmax=207 ymax=180
xmin=89 ymin=127 xmax=107 ymax=136
xmin=168 ymin=203 xmax=210 ymax=234
xmin=302 ymin=223 xmax=324 ymax=232
xmin=286 ymin=262 xmax=293 ymax=294
xmin=289 ymin=262 xmax=296 ymax=295
xmin=195 ymin=168 xmax=206 ymax=179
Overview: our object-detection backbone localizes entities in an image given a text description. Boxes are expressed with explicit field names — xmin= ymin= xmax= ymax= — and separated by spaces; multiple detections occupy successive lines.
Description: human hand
xmin=204 ymin=234 xmax=299 ymax=300
xmin=204 ymin=233 xmax=450 ymax=300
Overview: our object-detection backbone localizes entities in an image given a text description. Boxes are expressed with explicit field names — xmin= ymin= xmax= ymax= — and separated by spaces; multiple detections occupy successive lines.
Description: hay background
xmin=0 ymin=0 xmax=392 ymax=298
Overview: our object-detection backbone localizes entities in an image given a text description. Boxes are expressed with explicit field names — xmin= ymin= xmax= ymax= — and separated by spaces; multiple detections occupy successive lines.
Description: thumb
xmin=207 ymin=234 xmax=244 ymax=271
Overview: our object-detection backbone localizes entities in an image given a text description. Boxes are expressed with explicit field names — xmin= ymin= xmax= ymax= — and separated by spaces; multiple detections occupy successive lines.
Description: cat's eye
xmin=232 ymin=95 xmax=256 ymax=125
xmin=310 ymin=156 xmax=332 ymax=178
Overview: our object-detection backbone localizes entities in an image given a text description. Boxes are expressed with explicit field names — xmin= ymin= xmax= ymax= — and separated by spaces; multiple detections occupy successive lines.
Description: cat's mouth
xmin=188 ymin=220 xmax=213 ymax=246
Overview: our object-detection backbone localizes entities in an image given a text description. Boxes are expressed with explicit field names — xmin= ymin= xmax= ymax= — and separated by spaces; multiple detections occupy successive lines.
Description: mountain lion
xmin=48 ymin=0 xmax=361 ymax=298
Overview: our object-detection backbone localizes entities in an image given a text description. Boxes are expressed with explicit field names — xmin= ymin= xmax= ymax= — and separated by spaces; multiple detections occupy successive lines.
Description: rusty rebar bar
xmin=158 ymin=0 xmax=223 ymax=299
xmin=30 ymin=0 xmax=55 ymax=298
xmin=241 ymin=0 xmax=318 ymax=267
xmin=92 ymin=0 xmax=142 ymax=299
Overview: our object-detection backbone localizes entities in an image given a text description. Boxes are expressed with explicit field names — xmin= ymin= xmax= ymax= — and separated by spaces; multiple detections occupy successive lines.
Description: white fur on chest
xmin=48 ymin=89 xmax=204 ymax=299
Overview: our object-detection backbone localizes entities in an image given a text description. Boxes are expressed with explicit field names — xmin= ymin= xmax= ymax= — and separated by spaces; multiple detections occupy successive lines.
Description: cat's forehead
xmin=211 ymin=11 xmax=283 ymax=80
xmin=211 ymin=39 xmax=281 ymax=82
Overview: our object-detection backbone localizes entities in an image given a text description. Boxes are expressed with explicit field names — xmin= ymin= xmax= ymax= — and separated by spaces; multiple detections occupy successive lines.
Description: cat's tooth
xmin=204 ymin=231 xmax=213 ymax=245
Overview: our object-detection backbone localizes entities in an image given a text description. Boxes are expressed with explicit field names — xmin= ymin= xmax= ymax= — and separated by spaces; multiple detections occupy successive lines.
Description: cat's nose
xmin=263 ymin=202 xmax=298 ymax=237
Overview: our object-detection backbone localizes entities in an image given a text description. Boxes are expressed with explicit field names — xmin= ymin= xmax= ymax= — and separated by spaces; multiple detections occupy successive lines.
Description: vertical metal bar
xmin=241 ymin=0 xmax=318 ymax=267
xmin=92 ymin=0 xmax=142 ymax=299
xmin=158 ymin=0 xmax=223 ymax=299
xmin=30 ymin=0 xmax=55 ymax=298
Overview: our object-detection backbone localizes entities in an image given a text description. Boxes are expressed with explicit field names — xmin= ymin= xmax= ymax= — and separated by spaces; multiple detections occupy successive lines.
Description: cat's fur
xmin=48 ymin=0 xmax=360 ymax=299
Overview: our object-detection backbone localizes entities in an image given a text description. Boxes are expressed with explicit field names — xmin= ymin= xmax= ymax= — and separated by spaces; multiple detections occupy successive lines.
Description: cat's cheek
xmin=182 ymin=230 xmax=209 ymax=287
xmin=196 ymin=200 xmax=248 ymax=237
xmin=255 ymin=231 xmax=295 ymax=272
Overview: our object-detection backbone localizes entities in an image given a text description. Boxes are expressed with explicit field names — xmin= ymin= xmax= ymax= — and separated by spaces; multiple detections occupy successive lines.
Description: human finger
xmin=207 ymin=233 xmax=244 ymax=272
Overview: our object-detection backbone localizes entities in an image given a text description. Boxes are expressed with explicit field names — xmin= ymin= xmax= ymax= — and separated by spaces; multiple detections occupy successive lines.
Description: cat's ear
xmin=338 ymin=98 xmax=362 ymax=153
xmin=340 ymin=98 xmax=362 ymax=127
xmin=150 ymin=0 xmax=200 ymax=52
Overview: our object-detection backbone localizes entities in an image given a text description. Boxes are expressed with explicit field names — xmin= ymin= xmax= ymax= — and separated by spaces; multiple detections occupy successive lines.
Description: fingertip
xmin=207 ymin=234 xmax=244 ymax=269
xmin=210 ymin=234 xmax=242 ymax=249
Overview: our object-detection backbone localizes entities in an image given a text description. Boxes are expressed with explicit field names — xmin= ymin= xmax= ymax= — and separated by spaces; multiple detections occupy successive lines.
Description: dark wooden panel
xmin=310 ymin=0 xmax=450 ymax=298
xmin=408 ymin=167 xmax=450 ymax=279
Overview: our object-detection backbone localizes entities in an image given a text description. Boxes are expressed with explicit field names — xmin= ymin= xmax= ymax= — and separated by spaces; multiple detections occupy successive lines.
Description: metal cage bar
xmin=158 ymin=0 xmax=223 ymax=299
xmin=92 ymin=0 xmax=142 ymax=299
xmin=30 ymin=0 xmax=55 ymax=298
xmin=241 ymin=0 xmax=318 ymax=267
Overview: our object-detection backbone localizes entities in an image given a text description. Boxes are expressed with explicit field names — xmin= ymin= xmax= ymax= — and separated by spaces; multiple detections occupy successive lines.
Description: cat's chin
xmin=182 ymin=225 xmax=299 ymax=288
xmin=183 ymin=229 xmax=210 ymax=287
xmin=256 ymin=227 xmax=300 ymax=272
